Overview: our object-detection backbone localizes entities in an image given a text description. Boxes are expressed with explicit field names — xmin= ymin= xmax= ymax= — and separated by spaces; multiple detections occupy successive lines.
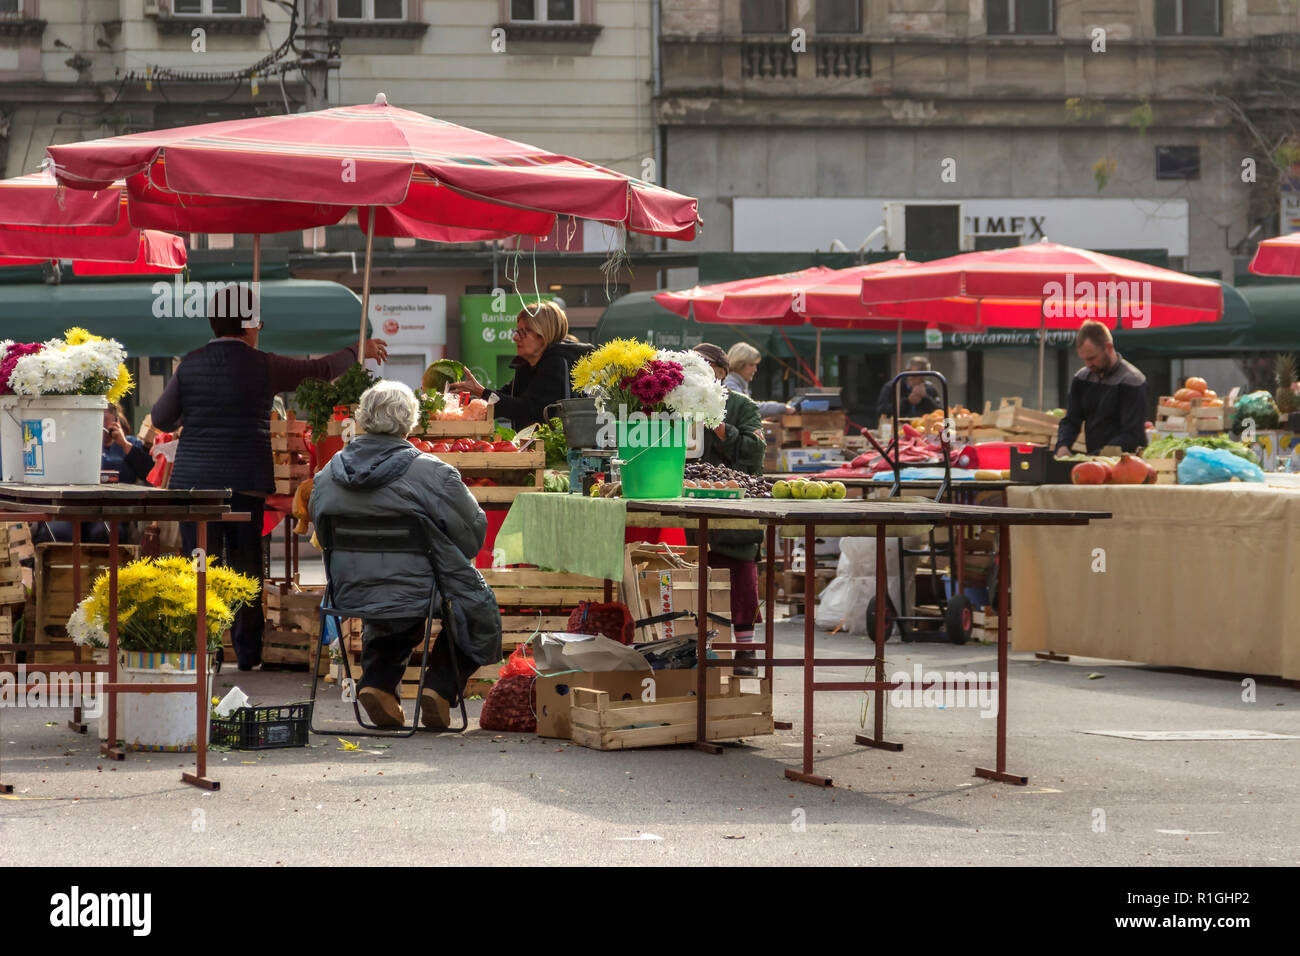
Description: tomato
xmin=491 ymin=441 xmax=516 ymax=453
xmin=431 ymin=441 xmax=452 ymax=453
xmin=472 ymin=440 xmax=494 ymax=453
xmin=452 ymin=439 xmax=472 ymax=453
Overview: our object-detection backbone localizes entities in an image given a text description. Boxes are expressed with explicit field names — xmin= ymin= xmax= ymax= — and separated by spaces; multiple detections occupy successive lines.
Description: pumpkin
xmin=1109 ymin=453 xmax=1150 ymax=485
xmin=1072 ymin=460 xmax=1109 ymax=485
xmin=1185 ymin=377 xmax=1208 ymax=392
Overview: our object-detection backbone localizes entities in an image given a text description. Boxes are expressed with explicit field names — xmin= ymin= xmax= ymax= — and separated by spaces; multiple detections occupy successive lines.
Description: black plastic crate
xmin=1009 ymin=447 xmax=1076 ymax=484
xmin=210 ymin=702 xmax=311 ymax=751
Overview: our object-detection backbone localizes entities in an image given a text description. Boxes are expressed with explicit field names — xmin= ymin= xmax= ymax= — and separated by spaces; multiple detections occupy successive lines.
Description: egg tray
xmin=683 ymin=487 xmax=746 ymax=499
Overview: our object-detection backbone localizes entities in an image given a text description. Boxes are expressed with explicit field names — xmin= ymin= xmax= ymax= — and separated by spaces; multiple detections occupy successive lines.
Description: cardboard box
xmin=535 ymin=667 xmax=721 ymax=739
xmin=782 ymin=411 xmax=846 ymax=432
xmin=779 ymin=447 xmax=846 ymax=472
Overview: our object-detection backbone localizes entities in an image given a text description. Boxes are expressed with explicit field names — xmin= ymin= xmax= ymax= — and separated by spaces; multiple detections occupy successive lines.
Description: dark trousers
xmin=358 ymin=616 xmax=476 ymax=704
xmin=181 ymin=492 xmax=265 ymax=669
xmin=707 ymin=551 xmax=759 ymax=638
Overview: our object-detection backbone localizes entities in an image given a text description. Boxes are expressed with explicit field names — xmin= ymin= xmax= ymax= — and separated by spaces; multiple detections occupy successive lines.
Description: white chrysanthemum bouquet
xmin=569 ymin=338 xmax=726 ymax=427
xmin=1 ymin=327 xmax=133 ymax=401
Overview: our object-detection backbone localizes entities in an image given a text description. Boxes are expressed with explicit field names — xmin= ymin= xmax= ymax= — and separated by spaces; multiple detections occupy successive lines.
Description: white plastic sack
xmin=814 ymin=534 xmax=922 ymax=636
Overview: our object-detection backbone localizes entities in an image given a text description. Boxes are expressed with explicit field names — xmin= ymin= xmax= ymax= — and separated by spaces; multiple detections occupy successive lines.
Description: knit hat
xmin=692 ymin=343 xmax=729 ymax=369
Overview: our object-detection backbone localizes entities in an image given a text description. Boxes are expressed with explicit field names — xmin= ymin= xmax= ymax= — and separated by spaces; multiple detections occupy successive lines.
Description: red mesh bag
xmin=478 ymin=674 xmax=536 ymax=732
xmin=567 ymin=601 xmax=635 ymax=645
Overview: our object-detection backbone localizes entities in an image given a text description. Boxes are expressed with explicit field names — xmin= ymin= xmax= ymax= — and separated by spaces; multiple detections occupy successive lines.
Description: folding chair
xmin=307 ymin=513 xmax=468 ymax=737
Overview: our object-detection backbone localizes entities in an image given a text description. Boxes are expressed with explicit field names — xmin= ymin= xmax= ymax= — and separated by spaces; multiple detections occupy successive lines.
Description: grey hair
xmin=354 ymin=380 xmax=419 ymax=437
xmin=727 ymin=342 xmax=761 ymax=372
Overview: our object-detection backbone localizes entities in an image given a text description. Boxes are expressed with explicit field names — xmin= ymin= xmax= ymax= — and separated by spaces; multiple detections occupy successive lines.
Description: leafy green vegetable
xmin=293 ymin=363 xmax=377 ymax=445
xmin=414 ymin=388 xmax=446 ymax=434
xmin=1144 ymin=434 xmax=1259 ymax=465
xmin=535 ymin=416 xmax=569 ymax=469
xmin=542 ymin=470 xmax=571 ymax=493
xmin=493 ymin=424 xmax=517 ymax=443
xmin=1232 ymin=391 xmax=1279 ymax=431
xmin=421 ymin=359 xmax=466 ymax=392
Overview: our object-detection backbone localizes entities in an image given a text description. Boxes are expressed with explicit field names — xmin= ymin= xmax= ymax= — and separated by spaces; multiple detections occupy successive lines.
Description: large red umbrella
xmin=653 ymin=266 xmax=836 ymax=323
xmin=859 ymin=240 xmax=1223 ymax=408
xmin=1248 ymin=233 xmax=1300 ymax=276
xmin=0 ymin=172 xmax=185 ymax=273
xmin=48 ymin=94 xmax=700 ymax=354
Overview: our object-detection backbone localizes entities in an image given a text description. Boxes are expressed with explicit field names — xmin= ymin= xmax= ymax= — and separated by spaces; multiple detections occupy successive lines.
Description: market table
xmin=496 ymin=493 xmax=1110 ymax=787
xmin=0 ymin=484 xmax=242 ymax=792
xmin=1007 ymin=483 xmax=1300 ymax=681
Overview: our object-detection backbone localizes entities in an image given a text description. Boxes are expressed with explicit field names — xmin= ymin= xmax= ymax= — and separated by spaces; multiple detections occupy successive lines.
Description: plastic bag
xmin=1178 ymin=446 xmax=1266 ymax=485
xmin=812 ymin=535 xmax=922 ymax=636
xmin=567 ymin=600 xmax=634 ymax=645
xmin=499 ymin=642 xmax=538 ymax=679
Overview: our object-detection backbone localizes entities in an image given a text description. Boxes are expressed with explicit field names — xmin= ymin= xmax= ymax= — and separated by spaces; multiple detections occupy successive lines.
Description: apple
xmin=829 ymin=481 xmax=847 ymax=500
xmin=772 ymin=480 xmax=790 ymax=498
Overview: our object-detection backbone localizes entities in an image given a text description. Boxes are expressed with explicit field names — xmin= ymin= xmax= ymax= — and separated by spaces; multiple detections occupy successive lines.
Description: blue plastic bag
xmin=1177 ymin=446 xmax=1266 ymax=485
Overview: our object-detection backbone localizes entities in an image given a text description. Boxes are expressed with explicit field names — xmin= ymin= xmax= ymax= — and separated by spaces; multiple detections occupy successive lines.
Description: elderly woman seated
xmin=310 ymin=380 xmax=501 ymax=729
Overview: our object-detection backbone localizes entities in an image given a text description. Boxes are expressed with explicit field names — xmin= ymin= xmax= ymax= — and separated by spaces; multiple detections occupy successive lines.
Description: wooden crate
xmin=802 ymin=428 xmax=844 ymax=448
xmin=481 ymin=568 xmax=607 ymax=610
xmin=994 ymin=397 xmax=1061 ymax=434
xmin=1145 ymin=451 xmax=1183 ymax=485
xmin=0 ymin=608 xmax=13 ymax=662
xmin=413 ymin=418 xmax=495 ymax=439
xmin=437 ymin=447 xmax=545 ymax=505
xmin=34 ymin=543 xmax=138 ymax=644
xmin=1156 ymin=399 xmax=1226 ymax=436
xmin=568 ymin=678 xmax=773 ymax=750
xmin=1 ymin=522 xmax=34 ymax=563
xmin=263 ymin=584 xmax=356 ymax=673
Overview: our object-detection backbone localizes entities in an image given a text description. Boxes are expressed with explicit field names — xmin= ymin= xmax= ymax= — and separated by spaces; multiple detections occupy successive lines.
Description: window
xmin=986 ymin=0 xmax=1054 ymax=35
xmin=0 ymin=0 xmax=19 ymax=14
xmin=510 ymin=0 xmax=576 ymax=21
xmin=742 ymin=0 xmax=787 ymax=34
xmin=816 ymin=0 xmax=860 ymax=33
xmin=1155 ymin=0 xmax=1220 ymax=36
xmin=172 ymin=0 xmax=245 ymax=14
xmin=1156 ymin=146 xmax=1201 ymax=180
xmin=337 ymin=0 xmax=404 ymax=19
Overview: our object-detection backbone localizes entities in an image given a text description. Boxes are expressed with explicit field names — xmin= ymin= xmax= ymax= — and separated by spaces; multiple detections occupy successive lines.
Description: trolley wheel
xmin=866 ymin=595 xmax=897 ymax=641
xmin=945 ymin=595 xmax=974 ymax=645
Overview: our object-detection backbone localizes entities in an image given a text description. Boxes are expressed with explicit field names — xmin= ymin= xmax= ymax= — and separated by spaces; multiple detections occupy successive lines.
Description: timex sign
xmin=965 ymin=215 xmax=1047 ymax=239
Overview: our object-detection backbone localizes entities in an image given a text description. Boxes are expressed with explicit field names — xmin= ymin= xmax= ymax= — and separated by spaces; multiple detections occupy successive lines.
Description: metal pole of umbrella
xmin=1037 ymin=298 xmax=1046 ymax=410
xmin=358 ymin=207 xmax=376 ymax=362
xmin=815 ymin=327 xmax=822 ymax=384
xmin=896 ymin=319 xmax=903 ymax=376
xmin=251 ymin=234 xmax=260 ymax=326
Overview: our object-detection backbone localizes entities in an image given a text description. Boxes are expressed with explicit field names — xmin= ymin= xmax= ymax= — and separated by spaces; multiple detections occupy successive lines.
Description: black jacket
xmin=876 ymin=380 xmax=942 ymax=419
xmin=1055 ymin=355 xmax=1148 ymax=454
xmin=487 ymin=340 xmax=595 ymax=430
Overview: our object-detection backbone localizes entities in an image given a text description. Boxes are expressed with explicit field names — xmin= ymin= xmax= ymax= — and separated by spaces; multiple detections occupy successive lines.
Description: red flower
xmin=0 ymin=342 xmax=43 ymax=395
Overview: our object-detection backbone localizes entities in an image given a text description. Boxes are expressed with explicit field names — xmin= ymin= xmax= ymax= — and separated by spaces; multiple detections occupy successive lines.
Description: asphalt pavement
xmin=1 ymin=617 xmax=1296 ymax=867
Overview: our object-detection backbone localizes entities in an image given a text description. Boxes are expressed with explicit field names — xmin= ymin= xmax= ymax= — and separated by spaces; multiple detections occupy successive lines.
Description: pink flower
xmin=0 ymin=342 xmax=43 ymax=395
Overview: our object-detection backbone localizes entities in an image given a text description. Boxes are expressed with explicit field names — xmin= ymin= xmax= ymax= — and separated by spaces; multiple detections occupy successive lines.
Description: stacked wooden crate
xmin=263 ymin=582 xmax=359 ymax=674
xmin=32 ymin=542 xmax=137 ymax=663
xmin=1155 ymin=396 xmax=1227 ymax=436
xmin=0 ymin=523 xmax=31 ymax=663
xmin=410 ymin=417 xmax=495 ymax=441
xmin=270 ymin=414 xmax=311 ymax=495
xmin=436 ymin=446 xmax=545 ymax=505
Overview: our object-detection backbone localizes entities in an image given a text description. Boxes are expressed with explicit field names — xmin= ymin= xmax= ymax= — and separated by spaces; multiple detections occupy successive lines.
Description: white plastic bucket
xmin=98 ymin=651 xmax=213 ymax=752
xmin=8 ymin=394 xmax=106 ymax=485
xmin=0 ymin=395 xmax=20 ymax=482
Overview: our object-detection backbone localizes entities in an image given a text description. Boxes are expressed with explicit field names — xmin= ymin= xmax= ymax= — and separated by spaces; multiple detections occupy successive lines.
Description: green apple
xmin=829 ymin=481 xmax=847 ymax=500
xmin=772 ymin=480 xmax=790 ymax=499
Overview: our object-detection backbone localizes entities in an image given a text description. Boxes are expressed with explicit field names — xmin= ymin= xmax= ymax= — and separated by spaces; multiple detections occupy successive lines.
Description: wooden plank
xmin=0 ymin=563 xmax=22 ymax=584
xmin=483 ymin=570 xmax=607 ymax=589
xmin=491 ymin=587 xmax=605 ymax=606
xmin=570 ymin=689 xmax=772 ymax=730
xmin=0 ymin=580 xmax=27 ymax=606
xmin=413 ymin=419 xmax=495 ymax=438
xmin=273 ymin=462 xmax=313 ymax=479
xmin=433 ymin=449 xmax=545 ymax=469
xmin=269 ymin=418 xmax=309 ymax=435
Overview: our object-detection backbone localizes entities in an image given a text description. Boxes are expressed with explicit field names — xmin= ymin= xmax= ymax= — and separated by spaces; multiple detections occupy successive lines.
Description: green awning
xmin=0 ymin=279 xmax=364 ymax=357
xmin=1231 ymin=283 xmax=1300 ymax=351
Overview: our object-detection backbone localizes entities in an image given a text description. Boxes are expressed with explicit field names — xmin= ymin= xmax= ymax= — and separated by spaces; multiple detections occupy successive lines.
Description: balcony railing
xmin=739 ymin=38 xmax=870 ymax=79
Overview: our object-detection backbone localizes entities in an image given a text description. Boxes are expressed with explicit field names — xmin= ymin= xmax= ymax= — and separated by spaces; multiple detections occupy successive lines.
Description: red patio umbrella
xmin=653 ymin=266 xmax=836 ymax=324
xmin=858 ymin=240 xmax=1223 ymax=408
xmin=1248 ymin=233 xmax=1300 ymax=276
xmin=0 ymin=171 xmax=185 ymax=273
xmin=47 ymin=94 xmax=700 ymax=355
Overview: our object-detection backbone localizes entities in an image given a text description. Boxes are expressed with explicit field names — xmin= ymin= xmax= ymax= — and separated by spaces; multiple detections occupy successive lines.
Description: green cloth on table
xmin=494 ymin=493 xmax=630 ymax=581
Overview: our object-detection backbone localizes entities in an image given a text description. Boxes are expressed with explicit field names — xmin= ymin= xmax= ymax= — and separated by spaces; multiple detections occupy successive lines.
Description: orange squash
xmin=1185 ymin=377 xmax=1208 ymax=392
xmin=1174 ymin=388 xmax=1197 ymax=402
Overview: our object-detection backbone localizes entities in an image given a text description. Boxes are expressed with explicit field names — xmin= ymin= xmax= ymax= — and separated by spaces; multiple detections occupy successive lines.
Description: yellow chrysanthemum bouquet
xmin=570 ymin=337 xmax=726 ymax=426
xmin=1 ymin=326 xmax=133 ymax=401
xmin=67 ymin=556 xmax=261 ymax=653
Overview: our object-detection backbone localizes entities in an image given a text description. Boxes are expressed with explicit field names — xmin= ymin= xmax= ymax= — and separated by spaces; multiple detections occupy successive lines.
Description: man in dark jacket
xmin=1055 ymin=320 xmax=1148 ymax=455
xmin=310 ymin=381 xmax=502 ymax=729
xmin=694 ymin=343 xmax=766 ymax=676
xmin=150 ymin=285 xmax=388 ymax=670
xmin=876 ymin=356 xmax=942 ymax=420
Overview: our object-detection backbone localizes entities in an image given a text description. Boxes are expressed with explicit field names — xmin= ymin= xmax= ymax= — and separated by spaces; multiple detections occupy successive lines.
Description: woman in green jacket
xmin=693 ymin=344 xmax=766 ymax=675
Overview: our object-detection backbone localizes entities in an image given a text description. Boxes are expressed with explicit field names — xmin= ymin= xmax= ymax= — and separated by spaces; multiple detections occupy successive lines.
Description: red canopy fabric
xmin=47 ymin=95 xmax=700 ymax=241
xmin=653 ymin=266 xmax=836 ymax=323
xmin=0 ymin=171 xmax=123 ymax=228
xmin=1248 ymin=233 xmax=1300 ymax=276
xmin=0 ymin=228 xmax=185 ymax=272
xmin=858 ymin=241 xmax=1222 ymax=330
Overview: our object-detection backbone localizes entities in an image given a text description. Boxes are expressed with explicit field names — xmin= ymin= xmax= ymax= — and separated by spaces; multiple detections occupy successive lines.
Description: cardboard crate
xmin=568 ymin=677 xmax=773 ymax=750
xmin=535 ymin=666 xmax=722 ymax=739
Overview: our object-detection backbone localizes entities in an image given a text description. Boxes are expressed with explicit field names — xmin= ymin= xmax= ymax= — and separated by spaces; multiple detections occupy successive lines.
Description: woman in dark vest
xmin=449 ymin=301 xmax=593 ymax=429
xmin=150 ymin=285 xmax=388 ymax=671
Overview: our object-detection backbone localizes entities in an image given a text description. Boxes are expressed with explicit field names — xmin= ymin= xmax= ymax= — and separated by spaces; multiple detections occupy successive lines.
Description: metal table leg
xmin=856 ymin=521 xmax=903 ymax=753
xmin=766 ymin=522 xmax=792 ymax=730
xmin=694 ymin=516 xmax=722 ymax=754
xmin=785 ymin=522 xmax=830 ymax=787
xmin=67 ymin=522 xmax=88 ymax=734
xmin=182 ymin=520 xmax=219 ymax=791
xmin=976 ymin=523 xmax=1027 ymax=786
xmin=99 ymin=523 xmax=125 ymax=761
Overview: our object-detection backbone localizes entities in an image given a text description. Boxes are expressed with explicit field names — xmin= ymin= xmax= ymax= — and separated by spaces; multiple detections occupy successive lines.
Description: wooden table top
xmin=623 ymin=496 xmax=1109 ymax=526
xmin=0 ymin=483 xmax=233 ymax=519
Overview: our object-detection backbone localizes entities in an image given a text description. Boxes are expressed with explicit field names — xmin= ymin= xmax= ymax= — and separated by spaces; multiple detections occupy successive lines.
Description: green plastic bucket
xmin=617 ymin=414 xmax=687 ymax=499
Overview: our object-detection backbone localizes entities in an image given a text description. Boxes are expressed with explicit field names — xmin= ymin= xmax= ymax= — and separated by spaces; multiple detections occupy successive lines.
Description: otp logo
xmin=382 ymin=318 xmax=399 ymax=336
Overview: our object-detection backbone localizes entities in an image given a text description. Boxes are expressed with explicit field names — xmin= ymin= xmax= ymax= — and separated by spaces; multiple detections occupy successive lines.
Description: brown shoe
xmin=419 ymin=688 xmax=451 ymax=730
xmin=358 ymin=686 xmax=406 ymax=728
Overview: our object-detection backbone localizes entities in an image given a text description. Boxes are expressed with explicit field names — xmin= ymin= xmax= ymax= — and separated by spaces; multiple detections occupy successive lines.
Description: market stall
xmin=1007 ymin=482 xmax=1300 ymax=680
